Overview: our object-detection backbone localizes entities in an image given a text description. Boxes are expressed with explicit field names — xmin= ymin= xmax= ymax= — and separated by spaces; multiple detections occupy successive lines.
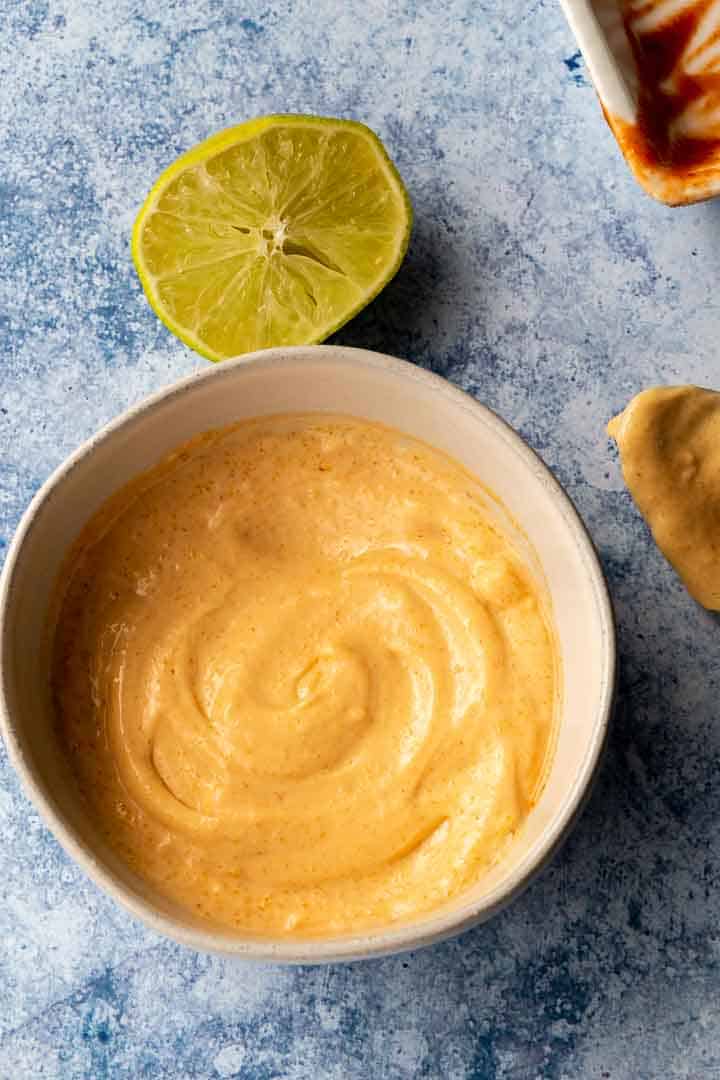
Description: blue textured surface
xmin=2 ymin=2 xmax=720 ymax=1077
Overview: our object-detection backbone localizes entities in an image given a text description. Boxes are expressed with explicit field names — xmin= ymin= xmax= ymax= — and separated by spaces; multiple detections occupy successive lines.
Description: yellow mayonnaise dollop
xmin=52 ymin=415 xmax=558 ymax=936
xmin=608 ymin=386 xmax=720 ymax=610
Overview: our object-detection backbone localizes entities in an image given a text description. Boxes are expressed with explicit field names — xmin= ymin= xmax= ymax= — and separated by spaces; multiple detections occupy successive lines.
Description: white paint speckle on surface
xmin=214 ymin=1043 xmax=247 ymax=1077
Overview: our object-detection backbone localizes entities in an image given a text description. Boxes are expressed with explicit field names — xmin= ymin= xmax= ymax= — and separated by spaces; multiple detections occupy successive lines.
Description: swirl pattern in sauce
xmin=52 ymin=415 xmax=558 ymax=935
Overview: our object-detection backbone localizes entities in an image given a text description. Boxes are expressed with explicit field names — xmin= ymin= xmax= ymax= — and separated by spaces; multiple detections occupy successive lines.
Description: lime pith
xmin=131 ymin=115 xmax=413 ymax=362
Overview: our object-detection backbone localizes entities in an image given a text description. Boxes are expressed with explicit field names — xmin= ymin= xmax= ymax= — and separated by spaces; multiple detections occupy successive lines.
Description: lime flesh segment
xmin=132 ymin=116 xmax=413 ymax=361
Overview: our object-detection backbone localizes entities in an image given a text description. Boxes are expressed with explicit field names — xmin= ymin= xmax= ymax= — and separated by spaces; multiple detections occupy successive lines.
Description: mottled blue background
xmin=2 ymin=1 xmax=720 ymax=1077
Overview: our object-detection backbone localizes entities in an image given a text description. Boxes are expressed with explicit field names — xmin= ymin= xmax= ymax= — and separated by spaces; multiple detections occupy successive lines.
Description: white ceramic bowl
xmin=0 ymin=346 xmax=615 ymax=962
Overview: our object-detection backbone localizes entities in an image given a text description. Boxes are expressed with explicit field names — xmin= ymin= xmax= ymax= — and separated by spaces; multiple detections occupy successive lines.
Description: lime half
xmin=131 ymin=115 xmax=413 ymax=362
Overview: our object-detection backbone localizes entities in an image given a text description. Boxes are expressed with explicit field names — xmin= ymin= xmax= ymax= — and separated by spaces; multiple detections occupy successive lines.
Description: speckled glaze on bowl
xmin=0 ymin=346 xmax=615 ymax=963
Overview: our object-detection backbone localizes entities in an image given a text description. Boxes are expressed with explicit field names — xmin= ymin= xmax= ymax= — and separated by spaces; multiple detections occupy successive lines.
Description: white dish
xmin=560 ymin=0 xmax=720 ymax=205
xmin=0 ymin=346 xmax=615 ymax=962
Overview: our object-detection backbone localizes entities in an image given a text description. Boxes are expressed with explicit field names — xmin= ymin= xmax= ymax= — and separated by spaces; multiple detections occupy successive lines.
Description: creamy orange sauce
xmin=51 ymin=415 xmax=558 ymax=936
xmin=609 ymin=385 xmax=720 ymax=609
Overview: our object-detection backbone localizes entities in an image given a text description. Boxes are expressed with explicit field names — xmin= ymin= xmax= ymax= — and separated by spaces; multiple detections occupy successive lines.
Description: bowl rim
xmin=0 ymin=344 xmax=616 ymax=963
